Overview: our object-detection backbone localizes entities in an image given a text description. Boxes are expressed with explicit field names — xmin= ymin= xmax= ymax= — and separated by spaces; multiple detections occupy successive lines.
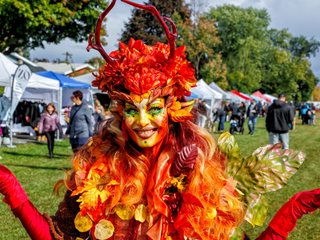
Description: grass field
xmin=0 ymin=117 xmax=319 ymax=239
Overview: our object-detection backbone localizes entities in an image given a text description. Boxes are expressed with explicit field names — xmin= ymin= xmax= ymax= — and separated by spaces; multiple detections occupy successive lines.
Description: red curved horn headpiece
xmin=87 ymin=0 xmax=117 ymax=67
xmin=121 ymin=0 xmax=177 ymax=59
xmin=87 ymin=0 xmax=177 ymax=61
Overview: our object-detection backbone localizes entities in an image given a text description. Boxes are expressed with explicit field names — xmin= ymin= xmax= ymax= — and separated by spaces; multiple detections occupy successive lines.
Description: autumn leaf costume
xmin=0 ymin=0 xmax=319 ymax=240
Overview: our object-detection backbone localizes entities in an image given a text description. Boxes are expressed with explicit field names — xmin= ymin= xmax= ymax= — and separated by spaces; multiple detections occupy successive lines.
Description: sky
xmin=30 ymin=0 xmax=320 ymax=81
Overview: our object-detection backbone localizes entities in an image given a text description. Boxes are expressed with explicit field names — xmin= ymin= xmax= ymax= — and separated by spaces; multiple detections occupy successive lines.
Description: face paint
xmin=124 ymin=97 xmax=168 ymax=148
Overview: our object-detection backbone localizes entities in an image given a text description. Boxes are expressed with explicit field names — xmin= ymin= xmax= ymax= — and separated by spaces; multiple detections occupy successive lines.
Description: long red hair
xmin=55 ymin=109 xmax=243 ymax=239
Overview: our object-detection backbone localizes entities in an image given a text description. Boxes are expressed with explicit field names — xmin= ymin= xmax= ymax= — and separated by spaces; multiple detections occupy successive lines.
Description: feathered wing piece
xmin=217 ymin=132 xmax=305 ymax=239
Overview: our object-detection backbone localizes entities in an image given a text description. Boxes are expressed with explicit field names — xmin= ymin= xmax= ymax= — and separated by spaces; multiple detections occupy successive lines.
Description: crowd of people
xmin=193 ymin=94 xmax=317 ymax=149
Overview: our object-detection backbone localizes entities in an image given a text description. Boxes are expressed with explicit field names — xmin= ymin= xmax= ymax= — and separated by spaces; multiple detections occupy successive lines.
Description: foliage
xmin=205 ymin=5 xmax=320 ymax=100
xmin=172 ymin=10 xmax=224 ymax=80
xmin=120 ymin=0 xmax=191 ymax=46
xmin=85 ymin=57 xmax=106 ymax=68
xmin=0 ymin=0 xmax=109 ymax=54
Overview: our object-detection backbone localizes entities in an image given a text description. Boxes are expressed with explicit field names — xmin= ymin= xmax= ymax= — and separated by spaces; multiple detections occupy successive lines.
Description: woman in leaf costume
xmin=0 ymin=0 xmax=318 ymax=240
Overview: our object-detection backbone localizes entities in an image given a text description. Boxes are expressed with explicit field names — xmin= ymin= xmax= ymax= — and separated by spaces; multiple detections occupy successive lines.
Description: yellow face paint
xmin=123 ymin=97 xmax=168 ymax=148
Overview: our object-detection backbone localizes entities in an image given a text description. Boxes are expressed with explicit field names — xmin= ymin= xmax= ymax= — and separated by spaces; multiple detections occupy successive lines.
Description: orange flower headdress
xmin=87 ymin=0 xmax=197 ymax=122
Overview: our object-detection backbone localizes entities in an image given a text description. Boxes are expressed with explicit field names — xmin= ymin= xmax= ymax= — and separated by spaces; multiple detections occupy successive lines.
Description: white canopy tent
xmin=72 ymin=72 xmax=100 ymax=93
xmin=209 ymin=81 xmax=228 ymax=100
xmin=249 ymin=94 xmax=267 ymax=105
xmin=226 ymin=92 xmax=243 ymax=104
xmin=196 ymin=80 xmax=223 ymax=109
xmin=263 ymin=94 xmax=278 ymax=102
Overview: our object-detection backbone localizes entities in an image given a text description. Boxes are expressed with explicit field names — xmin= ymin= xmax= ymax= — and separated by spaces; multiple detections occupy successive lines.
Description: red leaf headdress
xmin=88 ymin=0 xmax=197 ymax=122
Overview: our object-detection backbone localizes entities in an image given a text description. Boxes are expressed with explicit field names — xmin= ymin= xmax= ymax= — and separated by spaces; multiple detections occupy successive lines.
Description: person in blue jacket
xmin=300 ymin=101 xmax=309 ymax=125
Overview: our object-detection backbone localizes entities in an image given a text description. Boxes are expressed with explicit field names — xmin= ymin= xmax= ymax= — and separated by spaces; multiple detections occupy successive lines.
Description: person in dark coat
xmin=67 ymin=90 xmax=93 ymax=153
xmin=246 ymin=99 xmax=259 ymax=135
xmin=266 ymin=93 xmax=294 ymax=149
xmin=289 ymin=100 xmax=296 ymax=130
xmin=213 ymin=108 xmax=225 ymax=132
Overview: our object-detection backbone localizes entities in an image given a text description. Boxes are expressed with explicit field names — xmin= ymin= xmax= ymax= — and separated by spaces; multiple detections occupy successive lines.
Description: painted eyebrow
xmin=147 ymin=99 xmax=164 ymax=108
xmin=125 ymin=103 xmax=138 ymax=110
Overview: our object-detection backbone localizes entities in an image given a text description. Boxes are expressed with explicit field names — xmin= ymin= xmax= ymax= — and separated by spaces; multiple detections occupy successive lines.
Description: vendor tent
xmin=246 ymin=94 xmax=266 ymax=104
xmin=196 ymin=80 xmax=223 ymax=109
xmin=36 ymin=71 xmax=92 ymax=107
xmin=230 ymin=90 xmax=251 ymax=101
xmin=72 ymin=72 xmax=100 ymax=93
xmin=0 ymin=53 xmax=18 ymax=87
xmin=263 ymin=94 xmax=278 ymax=102
xmin=252 ymin=91 xmax=271 ymax=103
xmin=226 ymin=92 xmax=243 ymax=104
xmin=209 ymin=82 xmax=227 ymax=100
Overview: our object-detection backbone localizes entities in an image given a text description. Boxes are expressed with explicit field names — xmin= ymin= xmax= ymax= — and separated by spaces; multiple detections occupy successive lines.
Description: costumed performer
xmin=0 ymin=0 xmax=317 ymax=239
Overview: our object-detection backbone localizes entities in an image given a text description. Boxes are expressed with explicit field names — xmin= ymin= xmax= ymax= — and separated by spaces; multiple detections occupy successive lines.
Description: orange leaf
xmin=169 ymin=109 xmax=193 ymax=122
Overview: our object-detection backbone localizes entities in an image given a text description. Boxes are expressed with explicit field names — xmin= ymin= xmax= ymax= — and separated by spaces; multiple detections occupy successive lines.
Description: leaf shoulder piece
xmin=170 ymin=144 xmax=198 ymax=177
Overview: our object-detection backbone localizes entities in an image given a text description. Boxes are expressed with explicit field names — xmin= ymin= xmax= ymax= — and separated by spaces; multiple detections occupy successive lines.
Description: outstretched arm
xmin=257 ymin=188 xmax=320 ymax=240
xmin=0 ymin=164 xmax=52 ymax=240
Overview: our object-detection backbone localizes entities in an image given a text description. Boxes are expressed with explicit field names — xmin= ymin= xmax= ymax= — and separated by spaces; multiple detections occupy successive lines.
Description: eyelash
xmin=148 ymin=107 xmax=162 ymax=114
xmin=124 ymin=109 xmax=138 ymax=115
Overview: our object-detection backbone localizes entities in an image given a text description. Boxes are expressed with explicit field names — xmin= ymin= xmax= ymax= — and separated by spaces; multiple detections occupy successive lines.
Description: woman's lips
xmin=134 ymin=128 xmax=157 ymax=139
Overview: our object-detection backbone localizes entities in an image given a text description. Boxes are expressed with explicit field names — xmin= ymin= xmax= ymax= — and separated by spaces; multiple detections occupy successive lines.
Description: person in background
xmin=247 ymin=99 xmax=259 ymax=135
xmin=266 ymin=93 xmax=293 ymax=149
xmin=223 ymin=102 xmax=231 ymax=122
xmin=93 ymin=98 xmax=106 ymax=133
xmin=298 ymin=102 xmax=303 ymax=120
xmin=230 ymin=102 xmax=239 ymax=116
xmin=301 ymin=101 xmax=309 ymax=125
xmin=67 ymin=90 xmax=93 ymax=153
xmin=262 ymin=103 xmax=268 ymax=116
xmin=213 ymin=107 xmax=225 ymax=132
xmin=238 ymin=102 xmax=246 ymax=130
xmin=257 ymin=101 xmax=263 ymax=117
xmin=197 ymin=99 xmax=207 ymax=128
xmin=311 ymin=104 xmax=316 ymax=126
xmin=289 ymin=100 xmax=296 ymax=130
xmin=38 ymin=103 xmax=63 ymax=158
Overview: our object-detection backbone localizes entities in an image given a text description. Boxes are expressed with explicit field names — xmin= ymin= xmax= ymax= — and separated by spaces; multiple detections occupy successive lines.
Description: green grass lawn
xmin=0 ymin=117 xmax=319 ymax=239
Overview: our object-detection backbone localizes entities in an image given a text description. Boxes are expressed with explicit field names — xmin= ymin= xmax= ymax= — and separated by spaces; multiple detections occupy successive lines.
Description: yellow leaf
xmin=94 ymin=219 xmax=114 ymax=239
xmin=74 ymin=212 xmax=93 ymax=232
xmin=134 ymin=204 xmax=148 ymax=223
xmin=114 ymin=204 xmax=135 ymax=220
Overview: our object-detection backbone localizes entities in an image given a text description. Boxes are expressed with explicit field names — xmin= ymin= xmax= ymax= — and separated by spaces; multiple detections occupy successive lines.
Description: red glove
xmin=0 ymin=165 xmax=52 ymax=240
xmin=259 ymin=188 xmax=320 ymax=239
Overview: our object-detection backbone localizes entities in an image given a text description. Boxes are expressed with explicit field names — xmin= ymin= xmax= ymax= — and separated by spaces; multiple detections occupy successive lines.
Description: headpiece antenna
xmin=87 ymin=0 xmax=117 ymax=67
xmin=121 ymin=0 xmax=177 ymax=59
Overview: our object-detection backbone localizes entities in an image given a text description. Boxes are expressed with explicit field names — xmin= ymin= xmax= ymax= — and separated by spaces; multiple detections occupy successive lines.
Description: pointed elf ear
xmin=168 ymin=99 xmax=194 ymax=122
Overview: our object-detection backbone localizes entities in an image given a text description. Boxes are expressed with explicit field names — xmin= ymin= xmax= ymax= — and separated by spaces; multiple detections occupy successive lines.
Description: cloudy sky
xmin=30 ymin=0 xmax=320 ymax=80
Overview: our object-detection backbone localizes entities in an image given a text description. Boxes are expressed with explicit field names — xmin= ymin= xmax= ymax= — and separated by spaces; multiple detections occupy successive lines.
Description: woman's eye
xmin=124 ymin=109 xmax=138 ymax=115
xmin=148 ymin=107 xmax=162 ymax=114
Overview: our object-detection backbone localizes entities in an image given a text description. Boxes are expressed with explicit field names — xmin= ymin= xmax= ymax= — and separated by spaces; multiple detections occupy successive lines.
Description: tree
xmin=0 ymin=0 xmax=109 ymax=54
xmin=120 ymin=0 xmax=191 ymax=45
xmin=205 ymin=5 xmax=319 ymax=99
xmin=172 ymin=11 xmax=223 ymax=80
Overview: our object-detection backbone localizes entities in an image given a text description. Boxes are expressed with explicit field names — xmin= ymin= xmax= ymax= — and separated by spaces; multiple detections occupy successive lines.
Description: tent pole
xmin=8 ymin=76 xmax=16 ymax=148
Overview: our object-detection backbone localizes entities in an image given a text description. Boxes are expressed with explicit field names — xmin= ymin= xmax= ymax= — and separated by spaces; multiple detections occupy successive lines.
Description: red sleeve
xmin=256 ymin=188 xmax=320 ymax=239
xmin=13 ymin=201 xmax=52 ymax=240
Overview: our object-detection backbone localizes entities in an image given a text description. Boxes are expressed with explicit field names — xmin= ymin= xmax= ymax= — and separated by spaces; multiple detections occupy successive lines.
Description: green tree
xmin=173 ymin=11 xmax=223 ymax=80
xmin=120 ymin=0 xmax=191 ymax=45
xmin=205 ymin=5 xmax=319 ymax=99
xmin=0 ymin=0 xmax=109 ymax=54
